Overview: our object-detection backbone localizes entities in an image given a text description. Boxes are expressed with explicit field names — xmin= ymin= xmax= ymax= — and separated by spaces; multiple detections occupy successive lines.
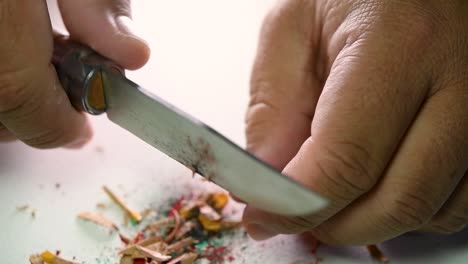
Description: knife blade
xmin=53 ymin=36 xmax=327 ymax=216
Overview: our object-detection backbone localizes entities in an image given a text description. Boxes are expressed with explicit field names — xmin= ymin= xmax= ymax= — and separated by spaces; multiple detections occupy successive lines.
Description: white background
xmin=0 ymin=0 xmax=467 ymax=263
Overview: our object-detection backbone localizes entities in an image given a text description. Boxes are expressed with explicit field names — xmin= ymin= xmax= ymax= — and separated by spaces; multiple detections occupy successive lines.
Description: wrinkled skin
xmin=0 ymin=0 xmax=149 ymax=148
xmin=243 ymin=0 xmax=468 ymax=245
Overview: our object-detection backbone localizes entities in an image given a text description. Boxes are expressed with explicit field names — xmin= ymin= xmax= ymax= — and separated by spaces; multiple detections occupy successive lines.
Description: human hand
xmin=0 ymin=0 xmax=150 ymax=148
xmin=243 ymin=0 xmax=468 ymax=245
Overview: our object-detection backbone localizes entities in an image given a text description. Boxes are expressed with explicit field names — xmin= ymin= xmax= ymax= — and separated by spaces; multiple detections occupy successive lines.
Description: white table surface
xmin=1 ymin=1 xmax=467 ymax=263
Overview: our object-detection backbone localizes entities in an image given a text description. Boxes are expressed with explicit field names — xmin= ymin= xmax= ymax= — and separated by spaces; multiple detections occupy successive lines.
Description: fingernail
xmin=115 ymin=16 xmax=144 ymax=40
xmin=246 ymin=224 xmax=276 ymax=241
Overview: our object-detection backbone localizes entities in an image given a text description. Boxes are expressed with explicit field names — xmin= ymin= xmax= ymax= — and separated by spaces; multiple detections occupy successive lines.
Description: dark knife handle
xmin=52 ymin=35 xmax=124 ymax=115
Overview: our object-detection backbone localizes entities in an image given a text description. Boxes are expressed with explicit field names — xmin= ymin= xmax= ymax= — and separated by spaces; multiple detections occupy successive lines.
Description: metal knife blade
xmin=102 ymin=71 xmax=327 ymax=215
xmin=52 ymin=36 xmax=327 ymax=216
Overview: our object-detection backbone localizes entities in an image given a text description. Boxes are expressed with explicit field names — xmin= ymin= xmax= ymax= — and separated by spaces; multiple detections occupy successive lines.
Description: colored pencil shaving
xmin=366 ymin=245 xmax=389 ymax=263
xmin=103 ymin=185 xmax=142 ymax=223
xmin=29 ymin=251 xmax=78 ymax=264
xmin=77 ymin=212 xmax=118 ymax=231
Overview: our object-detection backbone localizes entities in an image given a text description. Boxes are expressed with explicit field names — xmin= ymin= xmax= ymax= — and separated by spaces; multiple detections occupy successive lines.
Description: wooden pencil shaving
xmin=175 ymin=220 xmax=197 ymax=240
xmin=166 ymin=237 xmax=197 ymax=254
xmin=143 ymin=216 xmax=176 ymax=235
xmin=366 ymin=245 xmax=389 ymax=263
xmin=29 ymin=251 xmax=79 ymax=264
xmin=140 ymin=208 xmax=155 ymax=220
xmin=96 ymin=202 xmax=108 ymax=209
xmin=17 ymin=204 xmax=30 ymax=211
xmin=164 ymin=210 xmax=181 ymax=243
xmin=77 ymin=212 xmax=118 ymax=231
xmin=103 ymin=185 xmax=142 ymax=223
xmin=121 ymin=245 xmax=171 ymax=262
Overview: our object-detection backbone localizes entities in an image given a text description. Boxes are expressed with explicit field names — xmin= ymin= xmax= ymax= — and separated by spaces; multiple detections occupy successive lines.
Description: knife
xmin=52 ymin=36 xmax=327 ymax=216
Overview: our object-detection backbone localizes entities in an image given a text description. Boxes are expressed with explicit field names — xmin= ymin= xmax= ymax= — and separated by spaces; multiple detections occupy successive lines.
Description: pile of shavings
xmin=29 ymin=185 xmax=389 ymax=264
xmin=30 ymin=187 xmax=241 ymax=264
xmin=118 ymin=191 xmax=241 ymax=264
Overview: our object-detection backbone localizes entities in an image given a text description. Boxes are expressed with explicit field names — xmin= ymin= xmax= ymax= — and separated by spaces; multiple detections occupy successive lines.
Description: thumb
xmin=58 ymin=0 xmax=150 ymax=70
xmin=246 ymin=0 xmax=321 ymax=170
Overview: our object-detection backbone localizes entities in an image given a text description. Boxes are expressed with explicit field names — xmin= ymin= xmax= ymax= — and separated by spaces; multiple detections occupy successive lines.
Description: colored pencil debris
xmin=366 ymin=245 xmax=389 ymax=263
xmin=29 ymin=250 xmax=78 ymax=264
xmin=30 ymin=191 xmax=240 ymax=264
xmin=103 ymin=185 xmax=143 ymax=223
xmin=16 ymin=204 xmax=37 ymax=218
xmin=117 ymin=192 xmax=241 ymax=263
xmin=27 ymin=183 xmax=390 ymax=264
xmin=77 ymin=212 xmax=119 ymax=231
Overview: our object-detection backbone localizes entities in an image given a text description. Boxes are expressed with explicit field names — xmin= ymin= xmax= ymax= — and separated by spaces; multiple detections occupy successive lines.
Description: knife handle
xmin=52 ymin=35 xmax=124 ymax=115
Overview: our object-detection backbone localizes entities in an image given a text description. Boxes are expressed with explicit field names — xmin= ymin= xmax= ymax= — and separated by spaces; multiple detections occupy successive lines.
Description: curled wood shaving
xmin=77 ymin=212 xmax=118 ymax=231
xmin=166 ymin=237 xmax=197 ymax=254
xmin=366 ymin=245 xmax=389 ymax=263
xmin=134 ymin=245 xmax=171 ymax=262
xmin=145 ymin=241 xmax=168 ymax=252
xmin=175 ymin=220 xmax=197 ymax=240
xmin=137 ymin=236 xmax=163 ymax=247
xmin=118 ymin=236 xmax=164 ymax=254
xmin=166 ymin=253 xmax=198 ymax=264
xmin=164 ymin=210 xmax=182 ymax=243
xmin=103 ymin=185 xmax=142 ymax=223
xmin=119 ymin=233 xmax=132 ymax=245
xmin=143 ymin=217 xmax=176 ymax=233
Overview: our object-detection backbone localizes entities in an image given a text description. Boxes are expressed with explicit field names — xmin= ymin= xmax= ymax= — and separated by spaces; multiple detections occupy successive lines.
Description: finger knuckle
xmin=245 ymin=81 xmax=280 ymax=148
xmin=22 ymin=130 xmax=65 ymax=149
xmin=383 ymin=191 xmax=435 ymax=231
xmin=0 ymin=67 xmax=36 ymax=117
xmin=434 ymin=212 xmax=468 ymax=234
xmin=313 ymin=140 xmax=378 ymax=200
